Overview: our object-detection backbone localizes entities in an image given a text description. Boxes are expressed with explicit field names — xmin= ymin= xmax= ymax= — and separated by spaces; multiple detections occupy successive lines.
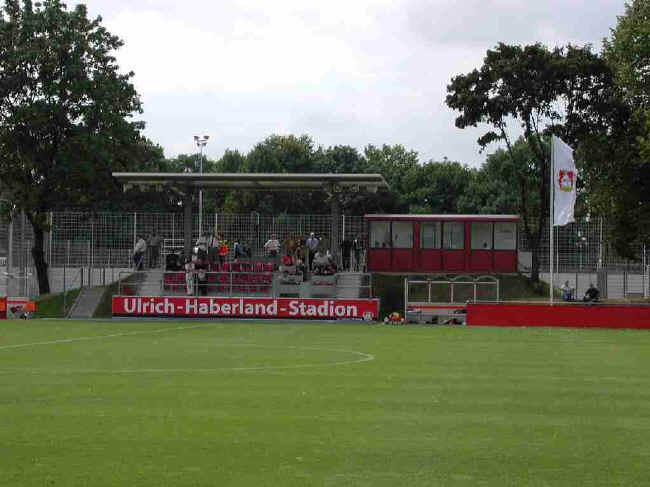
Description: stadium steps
xmin=336 ymin=272 xmax=365 ymax=299
xmin=68 ymin=286 xmax=106 ymax=318
xmin=136 ymin=270 xmax=165 ymax=296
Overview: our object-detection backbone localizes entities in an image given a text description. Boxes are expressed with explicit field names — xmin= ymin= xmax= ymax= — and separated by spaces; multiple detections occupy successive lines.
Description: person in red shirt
xmin=281 ymin=251 xmax=296 ymax=275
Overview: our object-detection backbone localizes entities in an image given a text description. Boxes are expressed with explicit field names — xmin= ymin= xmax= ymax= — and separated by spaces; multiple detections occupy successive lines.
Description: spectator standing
xmin=184 ymin=256 xmax=195 ymax=295
xmin=133 ymin=235 xmax=147 ymax=271
xmin=244 ymin=241 xmax=253 ymax=258
xmin=306 ymin=232 xmax=319 ymax=270
xmin=196 ymin=232 xmax=209 ymax=260
xmin=352 ymin=235 xmax=363 ymax=272
xmin=219 ymin=239 xmax=229 ymax=266
xmin=560 ymin=280 xmax=573 ymax=301
xmin=264 ymin=234 xmax=281 ymax=257
xmin=195 ymin=259 xmax=208 ymax=296
xmin=148 ymin=231 xmax=162 ymax=269
xmin=295 ymin=244 xmax=305 ymax=265
xmin=341 ymin=237 xmax=352 ymax=271
xmin=208 ymin=231 xmax=220 ymax=264
xmin=233 ymin=240 xmax=246 ymax=261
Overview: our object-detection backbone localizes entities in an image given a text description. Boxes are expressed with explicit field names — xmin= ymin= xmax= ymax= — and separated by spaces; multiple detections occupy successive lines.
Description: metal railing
xmin=117 ymin=269 xmax=373 ymax=300
xmin=405 ymin=275 xmax=500 ymax=305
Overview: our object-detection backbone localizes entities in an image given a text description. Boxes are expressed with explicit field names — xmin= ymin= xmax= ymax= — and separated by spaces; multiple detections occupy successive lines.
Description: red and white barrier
xmin=113 ymin=296 xmax=379 ymax=320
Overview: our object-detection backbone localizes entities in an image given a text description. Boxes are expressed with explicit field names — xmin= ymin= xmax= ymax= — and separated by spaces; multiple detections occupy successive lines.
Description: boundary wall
xmin=467 ymin=302 xmax=650 ymax=330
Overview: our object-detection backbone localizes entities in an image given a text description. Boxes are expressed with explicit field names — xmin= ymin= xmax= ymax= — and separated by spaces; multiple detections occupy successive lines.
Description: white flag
xmin=552 ymin=136 xmax=577 ymax=226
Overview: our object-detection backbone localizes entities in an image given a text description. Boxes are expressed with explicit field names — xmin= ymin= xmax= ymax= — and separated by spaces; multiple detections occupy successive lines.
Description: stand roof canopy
xmin=112 ymin=172 xmax=388 ymax=192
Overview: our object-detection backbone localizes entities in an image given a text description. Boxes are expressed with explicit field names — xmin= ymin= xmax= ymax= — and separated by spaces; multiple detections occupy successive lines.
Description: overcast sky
xmin=76 ymin=0 xmax=625 ymax=167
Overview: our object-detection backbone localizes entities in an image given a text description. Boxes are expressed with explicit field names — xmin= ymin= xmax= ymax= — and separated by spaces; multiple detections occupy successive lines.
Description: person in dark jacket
xmin=583 ymin=283 xmax=600 ymax=303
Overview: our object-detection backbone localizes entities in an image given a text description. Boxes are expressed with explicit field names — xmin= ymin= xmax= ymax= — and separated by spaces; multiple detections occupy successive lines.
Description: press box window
xmin=370 ymin=221 xmax=391 ymax=248
xmin=443 ymin=222 xmax=464 ymax=249
xmin=471 ymin=222 xmax=493 ymax=249
xmin=494 ymin=221 xmax=517 ymax=250
xmin=391 ymin=221 xmax=413 ymax=248
xmin=421 ymin=222 xmax=442 ymax=249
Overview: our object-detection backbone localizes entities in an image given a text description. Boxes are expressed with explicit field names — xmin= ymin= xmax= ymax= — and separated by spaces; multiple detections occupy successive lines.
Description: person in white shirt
xmin=208 ymin=231 xmax=220 ymax=264
xmin=264 ymin=234 xmax=281 ymax=257
xmin=184 ymin=256 xmax=195 ymax=295
xmin=133 ymin=235 xmax=147 ymax=270
xmin=306 ymin=232 xmax=319 ymax=270
xmin=195 ymin=232 xmax=209 ymax=260
xmin=560 ymin=280 xmax=573 ymax=301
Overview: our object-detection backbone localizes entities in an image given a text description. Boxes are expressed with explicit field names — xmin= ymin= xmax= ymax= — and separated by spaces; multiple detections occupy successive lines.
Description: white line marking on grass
xmin=0 ymin=349 xmax=375 ymax=374
xmin=0 ymin=326 xmax=376 ymax=373
xmin=0 ymin=324 xmax=208 ymax=351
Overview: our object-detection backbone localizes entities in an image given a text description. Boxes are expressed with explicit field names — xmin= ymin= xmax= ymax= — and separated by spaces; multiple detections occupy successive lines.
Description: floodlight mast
xmin=193 ymin=135 xmax=209 ymax=235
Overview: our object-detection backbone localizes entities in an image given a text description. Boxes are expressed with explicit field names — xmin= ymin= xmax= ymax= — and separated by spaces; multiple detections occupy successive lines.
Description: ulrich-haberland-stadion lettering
xmin=113 ymin=297 xmax=379 ymax=320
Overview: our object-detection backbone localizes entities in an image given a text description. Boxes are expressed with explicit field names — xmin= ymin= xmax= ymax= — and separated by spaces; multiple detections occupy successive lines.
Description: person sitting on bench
xmin=583 ymin=283 xmax=600 ymax=303
xmin=560 ymin=280 xmax=574 ymax=301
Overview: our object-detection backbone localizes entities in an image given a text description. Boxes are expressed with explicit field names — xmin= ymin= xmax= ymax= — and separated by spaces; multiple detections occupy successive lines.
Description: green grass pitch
xmin=1 ymin=319 xmax=649 ymax=486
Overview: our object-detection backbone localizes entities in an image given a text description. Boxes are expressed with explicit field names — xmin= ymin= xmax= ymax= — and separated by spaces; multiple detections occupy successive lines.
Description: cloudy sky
xmin=76 ymin=0 xmax=625 ymax=167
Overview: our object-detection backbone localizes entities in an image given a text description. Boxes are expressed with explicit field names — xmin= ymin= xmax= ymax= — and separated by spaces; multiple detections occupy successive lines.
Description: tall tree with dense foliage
xmin=446 ymin=43 xmax=612 ymax=282
xmin=458 ymin=141 xmax=536 ymax=215
xmin=407 ymin=160 xmax=472 ymax=214
xmin=233 ymin=134 xmax=324 ymax=214
xmin=582 ymin=0 xmax=650 ymax=258
xmin=0 ymin=0 xmax=146 ymax=293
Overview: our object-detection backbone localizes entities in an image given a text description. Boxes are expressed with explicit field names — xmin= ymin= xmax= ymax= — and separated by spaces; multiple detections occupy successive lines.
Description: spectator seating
xmin=163 ymin=271 xmax=185 ymax=292
xmin=164 ymin=260 xmax=275 ymax=295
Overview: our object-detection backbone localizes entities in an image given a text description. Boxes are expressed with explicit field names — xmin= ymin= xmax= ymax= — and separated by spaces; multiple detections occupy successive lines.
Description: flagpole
xmin=550 ymin=136 xmax=555 ymax=304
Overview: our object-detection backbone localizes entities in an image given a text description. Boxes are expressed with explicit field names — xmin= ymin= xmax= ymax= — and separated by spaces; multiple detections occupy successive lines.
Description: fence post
xmin=47 ymin=212 xmax=53 ymax=272
xmin=7 ymin=218 xmax=13 ymax=279
xmin=24 ymin=238 xmax=30 ymax=297
xmin=598 ymin=217 xmax=603 ymax=269
xmin=88 ymin=240 xmax=91 ymax=287
xmin=63 ymin=240 xmax=69 ymax=317
xmin=133 ymin=213 xmax=137 ymax=257
xmin=91 ymin=217 xmax=95 ymax=286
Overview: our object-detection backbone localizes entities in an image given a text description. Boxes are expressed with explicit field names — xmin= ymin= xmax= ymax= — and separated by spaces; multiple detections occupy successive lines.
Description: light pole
xmin=194 ymin=135 xmax=209 ymax=235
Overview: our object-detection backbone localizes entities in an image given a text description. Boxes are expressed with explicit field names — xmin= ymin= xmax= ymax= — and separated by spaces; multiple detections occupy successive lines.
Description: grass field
xmin=1 ymin=319 xmax=649 ymax=486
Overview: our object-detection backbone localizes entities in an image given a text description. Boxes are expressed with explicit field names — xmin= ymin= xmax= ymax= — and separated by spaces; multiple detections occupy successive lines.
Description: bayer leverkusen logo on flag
xmin=552 ymin=136 xmax=577 ymax=226
xmin=558 ymin=169 xmax=576 ymax=193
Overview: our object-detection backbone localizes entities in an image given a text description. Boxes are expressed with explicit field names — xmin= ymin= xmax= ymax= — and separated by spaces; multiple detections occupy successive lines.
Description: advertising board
xmin=113 ymin=296 xmax=379 ymax=321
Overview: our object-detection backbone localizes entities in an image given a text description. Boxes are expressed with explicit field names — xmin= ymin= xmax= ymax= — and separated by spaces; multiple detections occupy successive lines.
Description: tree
xmin=312 ymin=144 xmax=404 ymax=215
xmin=446 ymin=43 xmax=612 ymax=282
xmin=0 ymin=0 xmax=145 ymax=294
xmin=361 ymin=144 xmax=419 ymax=212
xmin=458 ymin=142 xmax=536 ymax=215
xmin=407 ymin=160 xmax=472 ymax=214
xmin=585 ymin=0 xmax=650 ymax=258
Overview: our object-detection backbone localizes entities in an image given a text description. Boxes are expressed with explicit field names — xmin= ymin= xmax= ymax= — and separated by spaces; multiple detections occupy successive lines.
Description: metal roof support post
xmin=183 ymin=188 xmax=193 ymax=259
xmin=330 ymin=190 xmax=340 ymax=266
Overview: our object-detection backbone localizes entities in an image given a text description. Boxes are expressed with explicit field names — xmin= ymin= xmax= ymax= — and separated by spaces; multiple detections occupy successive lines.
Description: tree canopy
xmin=0 ymin=0 xmax=147 ymax=292
xmin=585 ymin=0 xmax=650 ymax=258
xmin=446 ymin=42 xmax=612 ymax=281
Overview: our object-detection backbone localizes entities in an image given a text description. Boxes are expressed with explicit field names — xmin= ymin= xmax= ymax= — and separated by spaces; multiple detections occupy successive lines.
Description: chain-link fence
xmin=1 ymin=211 xmax=648 ymax=299
xmin=519 ymin=217 xmax=648 ymax=272
xmin=0 ymin=211 xmax=368 ymax=296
